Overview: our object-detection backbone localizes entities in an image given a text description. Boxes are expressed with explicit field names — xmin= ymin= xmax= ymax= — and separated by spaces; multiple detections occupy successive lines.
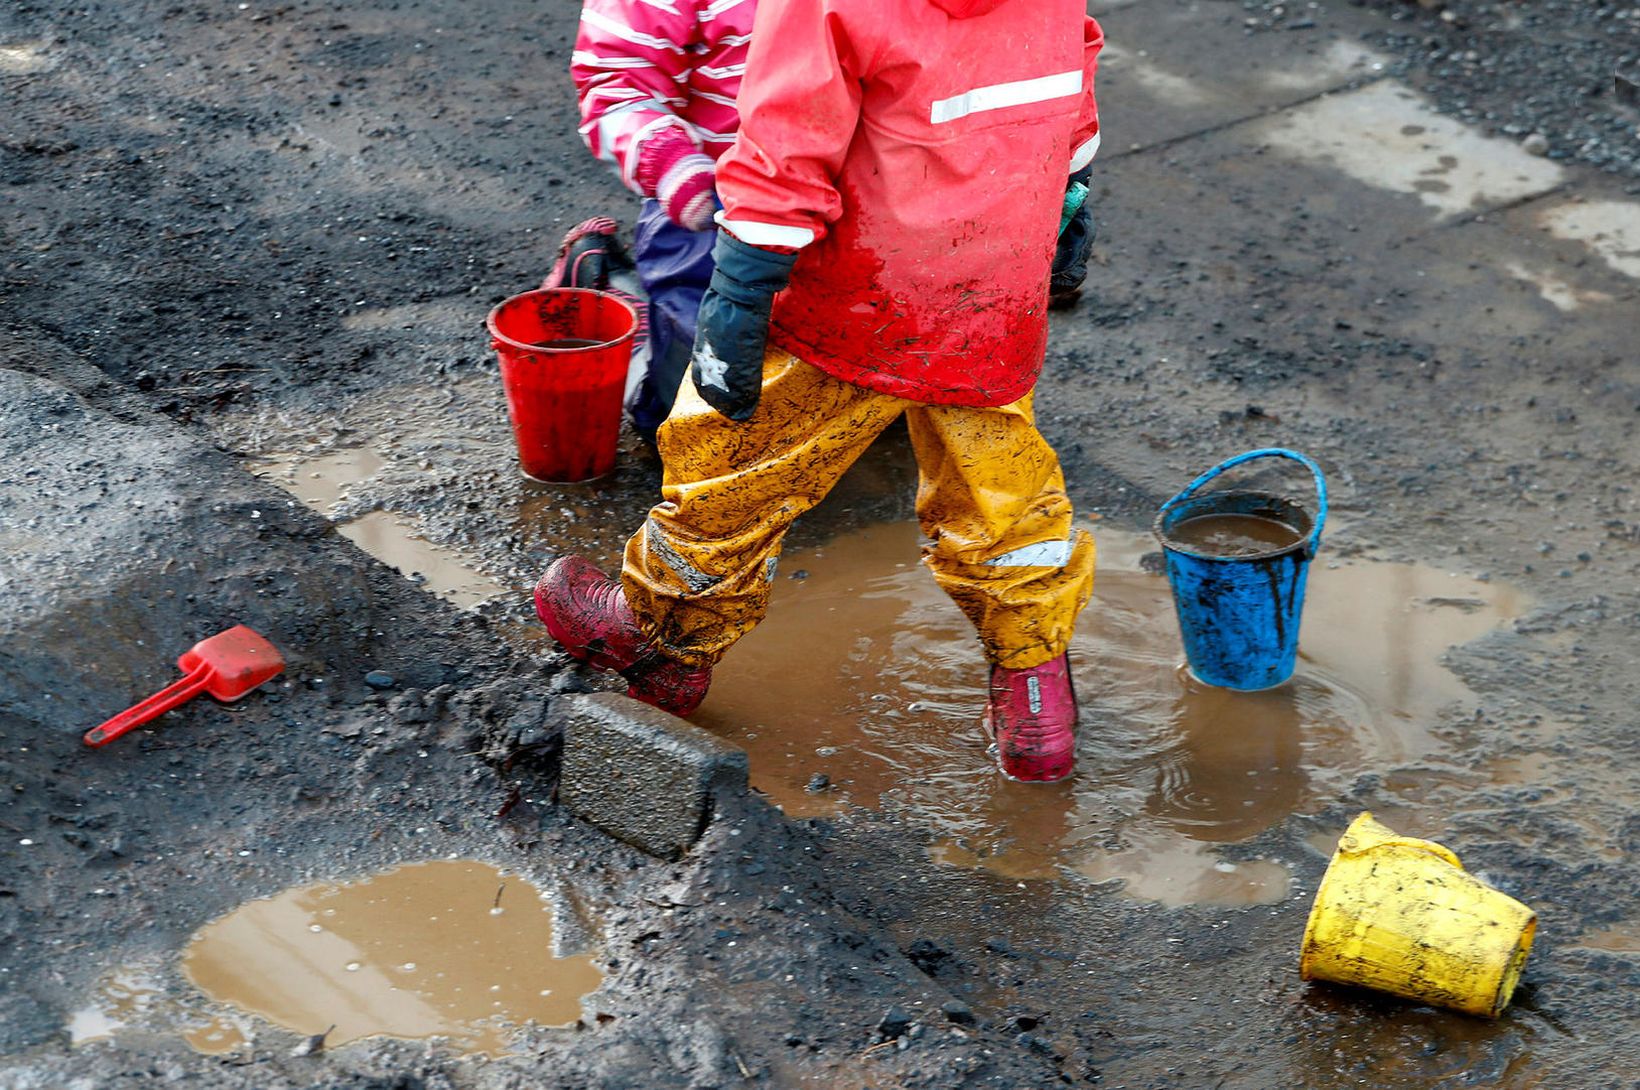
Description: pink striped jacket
xmin=571 ymin=0 xmax=754 ymax=192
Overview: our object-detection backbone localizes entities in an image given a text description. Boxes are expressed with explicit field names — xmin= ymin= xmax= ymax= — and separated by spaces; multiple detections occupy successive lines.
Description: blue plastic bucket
xmin=1153 ymin=449 xmax=1328 ymax=691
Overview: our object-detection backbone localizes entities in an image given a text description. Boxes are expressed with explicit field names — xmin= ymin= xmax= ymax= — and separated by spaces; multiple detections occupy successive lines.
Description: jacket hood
xmin=931 ymin=0 xmax=1009 ymax=17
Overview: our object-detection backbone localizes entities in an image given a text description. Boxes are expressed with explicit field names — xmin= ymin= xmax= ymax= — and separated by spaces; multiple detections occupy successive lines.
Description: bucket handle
xmin=1159 ymin=448 xmax=1328 ymax=559
xmin=1336 ymin=812 xmax=1463 ymax=869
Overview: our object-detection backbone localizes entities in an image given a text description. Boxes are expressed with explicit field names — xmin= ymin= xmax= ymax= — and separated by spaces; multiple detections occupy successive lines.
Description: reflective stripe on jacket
xmin=572 ymin=0 xmax=756 ymax=188
xmin=715 ymin=0 xmax=1102 ymax=406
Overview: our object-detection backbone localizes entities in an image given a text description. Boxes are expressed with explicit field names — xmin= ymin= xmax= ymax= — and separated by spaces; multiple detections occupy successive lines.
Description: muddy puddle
xmin=691 ymin=521 xmax=1525 ymax=906
xmin=250 ymin=448 xmax=504 ymax=609
xmin=65 ymin=966 xmax=255 ymax=1056
xmin=181 ymin=860 xmax=601 ymax=1055
xmin=67 ymin=969 xmax=163 ymax=1047
xmin=1537 ymin=199 xmax=1640 ymax=280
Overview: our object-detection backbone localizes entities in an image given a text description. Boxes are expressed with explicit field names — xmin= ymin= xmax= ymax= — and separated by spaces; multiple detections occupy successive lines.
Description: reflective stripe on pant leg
xmin=622 ymin=347 xmax=905 ymax=666
xmin=907 ymin=394 xmax=1096 ymax=670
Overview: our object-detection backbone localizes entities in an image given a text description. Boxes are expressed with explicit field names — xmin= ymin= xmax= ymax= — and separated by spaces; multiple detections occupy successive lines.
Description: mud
xmin=183 ymin=860 xmax=601 ymax=1055
xmin=690 ymin=521 xmax=1528 ymax=908
xmin=1163 ymin=511 xmax=1305 ymax=556
xmin=4 ymin=0 xmax=1640 ymax=1087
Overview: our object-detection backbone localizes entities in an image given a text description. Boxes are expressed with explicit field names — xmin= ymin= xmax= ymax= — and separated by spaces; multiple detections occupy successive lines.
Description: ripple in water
xmin=693 ymin=521 xmax=1524 ymax=906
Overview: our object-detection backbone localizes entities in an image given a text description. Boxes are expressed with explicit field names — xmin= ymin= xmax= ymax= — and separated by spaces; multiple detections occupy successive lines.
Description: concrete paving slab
xmin=558 ymin=692 xmax=750 ymax=861
xmin=1536 ymin=196 xmax=1640 ymax=279
xmin=1093 ymin=0 xmax=1390 ymax=155
xmin=1255 ymin=81 xmax=1567 ymax=219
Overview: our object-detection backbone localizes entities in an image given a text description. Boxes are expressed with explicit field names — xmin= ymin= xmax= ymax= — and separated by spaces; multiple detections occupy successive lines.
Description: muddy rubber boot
xmin=983 ymin=653 xmax=1078 ymax=782
xmin=542 ymin=216 xmax=629 ymax=291
xmin=534 ymin=557 xmax=712 ymax=717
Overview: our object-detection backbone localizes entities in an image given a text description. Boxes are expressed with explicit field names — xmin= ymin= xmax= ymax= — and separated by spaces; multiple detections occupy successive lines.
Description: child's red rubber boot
xmin=983 ymin=653 xmax=1078 ymax=783
xmin=534 ymin=556 xmax=711 ymax=717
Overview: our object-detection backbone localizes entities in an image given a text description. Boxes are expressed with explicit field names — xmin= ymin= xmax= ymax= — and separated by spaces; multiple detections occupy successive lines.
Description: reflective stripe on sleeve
xmin=713 ymin=212 xmax=817 ymax=248
xmin=930 ymin=69 xmax=1081 ymax=125
xmin=645 ymin=516 xmax=720 ymax=593
xmin=1070 ymin=132 xmax=1101 ymax=171
xmin=700 ymin=0 xmax=753 ymax=21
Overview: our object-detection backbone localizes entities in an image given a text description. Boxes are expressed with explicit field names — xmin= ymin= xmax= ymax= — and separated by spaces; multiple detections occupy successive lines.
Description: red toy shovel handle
xmin=83 ymin=662 xmax=213 ymax=748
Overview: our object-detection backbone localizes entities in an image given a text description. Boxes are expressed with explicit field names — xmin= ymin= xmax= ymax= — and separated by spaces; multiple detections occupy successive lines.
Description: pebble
xmin=877 ymin=1005 xmax=913 ymax=1041
xmin=1522 ymin=132 xmax=1550 ymax=156
xmin=941 ymin=999 xmax=976 ymax=1025
xmin=805 ymin=773 xmax=830 ymax=794
xmin=364 ymin=670 xmax=396 ymax=690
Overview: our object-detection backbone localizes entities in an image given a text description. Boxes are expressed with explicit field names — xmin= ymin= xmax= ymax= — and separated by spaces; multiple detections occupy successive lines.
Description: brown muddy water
xmin=180 ymin=860 xmax=600 ymax=1055
xmin=240 ymin=434 xmax=1531 ymax=909
xmin=690 ymin=521 xmax=1525 ymax=906
xmin=1164 ymin=511 xmax=1305 ymax=557
xmin=250 ymin=449 xmax=504 ymax=609
xmin=67 ymin=969 xmax=162 ymax=1047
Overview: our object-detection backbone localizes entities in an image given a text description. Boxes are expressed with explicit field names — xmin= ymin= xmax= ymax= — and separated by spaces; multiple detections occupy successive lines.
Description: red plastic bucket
xmin=486 ymin=288 xmax=638 ymax=482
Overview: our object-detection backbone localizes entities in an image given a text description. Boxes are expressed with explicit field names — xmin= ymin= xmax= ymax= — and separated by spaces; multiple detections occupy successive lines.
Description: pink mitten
xmin=635 ymin=127 xmax=718 ymax=232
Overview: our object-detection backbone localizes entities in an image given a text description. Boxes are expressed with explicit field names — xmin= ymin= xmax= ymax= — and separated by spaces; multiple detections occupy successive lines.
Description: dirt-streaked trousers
xmin=621 ymin=348 xmax=1096 ymax=670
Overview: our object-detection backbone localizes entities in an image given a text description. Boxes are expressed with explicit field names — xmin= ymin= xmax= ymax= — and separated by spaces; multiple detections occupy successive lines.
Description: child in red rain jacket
xmin=540 ymin=0 xmax=1102 ymax=784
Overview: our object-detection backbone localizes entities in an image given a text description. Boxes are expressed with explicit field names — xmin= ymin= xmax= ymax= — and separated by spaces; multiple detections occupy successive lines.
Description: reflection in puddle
xmin=1099 ymin=43 xmax=1211 ymax=108
xmin=1577 ymin=924 xmax=1639 ymax=954
xmin=67 ymin=968 xmax=160 ymax=1046
xmin=1503 ymin=260 xmax=1614 ymax=312
xmin=249 ymin=447 xmax=387 ymax=514
xmin=694 ymin=522 xmax=1524 ymax=906
xmin=1072 ymin=828 xmax=1294 ymax=904
xmin=250 ymin=448 xmax=502 ymax=609
xmin=0 ymin=43 xmax=55 ymax=75
xmin=1259 ymin=41 xmax=1386 ymax=93
xmin=1258 ymin=82 xmax=1564 ymax=218
xmin=337 ymin=510 xmax=502 ymax=610
xmin=1281 ymin=987 xmax=1539 ymax=1088
xmin=181 ymin=1014 xmax=254 ymax=1056
xmin=183 ymin=860 xmax=602 ymax=1055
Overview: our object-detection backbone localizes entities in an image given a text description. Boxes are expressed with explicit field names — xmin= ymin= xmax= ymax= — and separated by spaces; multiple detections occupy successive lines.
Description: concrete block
xmin=557 ymin=692 xmax=748 ymax=860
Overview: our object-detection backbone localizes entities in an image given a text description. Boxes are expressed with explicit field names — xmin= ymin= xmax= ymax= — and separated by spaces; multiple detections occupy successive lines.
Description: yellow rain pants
xmin=622 ymin=348 xmax=1096 ymax=670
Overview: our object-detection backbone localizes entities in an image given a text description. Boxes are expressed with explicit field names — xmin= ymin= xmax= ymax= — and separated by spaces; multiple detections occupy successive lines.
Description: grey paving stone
xmin=558 ymin=692 xmax=749 ymax=860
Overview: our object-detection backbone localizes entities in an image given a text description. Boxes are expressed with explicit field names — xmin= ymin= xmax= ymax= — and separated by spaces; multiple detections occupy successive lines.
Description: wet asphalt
xmin=3 ymin=1 xmax=1639 ymax=1087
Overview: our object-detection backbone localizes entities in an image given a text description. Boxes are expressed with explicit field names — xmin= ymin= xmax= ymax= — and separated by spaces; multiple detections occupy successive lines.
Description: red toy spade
xmin=83 ymin=625 xmax=285 ymax=748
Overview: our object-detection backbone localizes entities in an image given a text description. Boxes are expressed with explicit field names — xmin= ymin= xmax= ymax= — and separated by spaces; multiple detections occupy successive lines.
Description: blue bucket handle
xmin=1159 ymin=448 xmax=1328 ymax=558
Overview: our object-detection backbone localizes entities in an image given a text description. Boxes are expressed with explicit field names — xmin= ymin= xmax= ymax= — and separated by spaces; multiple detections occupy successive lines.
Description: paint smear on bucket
xmin=182 ymin=860 xmax=601 ymax=1055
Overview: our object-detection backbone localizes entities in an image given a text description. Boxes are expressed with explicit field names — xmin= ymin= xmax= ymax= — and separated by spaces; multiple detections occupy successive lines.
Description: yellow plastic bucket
xmin=1299 ymin=812 xmax=1536 ymax=1018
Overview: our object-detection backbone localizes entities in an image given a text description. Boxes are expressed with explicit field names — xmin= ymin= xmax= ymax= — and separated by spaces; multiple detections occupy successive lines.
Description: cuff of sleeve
xmin=633 ymin=123 xmax=703 ymax=196
xmin=1069 ymin=131 xmax=1101 ymax=172
xmin=713 ymin=211 xmax=817 ymax=249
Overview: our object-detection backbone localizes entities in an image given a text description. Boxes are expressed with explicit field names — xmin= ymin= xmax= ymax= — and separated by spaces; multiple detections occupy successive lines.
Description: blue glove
xmin=691 ymin=231 xmax=799 ymax=421
xmin=1050 ymin=166 xmax=1095 ymax=309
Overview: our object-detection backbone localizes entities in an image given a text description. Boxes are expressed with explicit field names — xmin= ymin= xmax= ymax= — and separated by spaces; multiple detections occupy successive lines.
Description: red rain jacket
xmin=715 ymin=0 xmax=1102 ymax=406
